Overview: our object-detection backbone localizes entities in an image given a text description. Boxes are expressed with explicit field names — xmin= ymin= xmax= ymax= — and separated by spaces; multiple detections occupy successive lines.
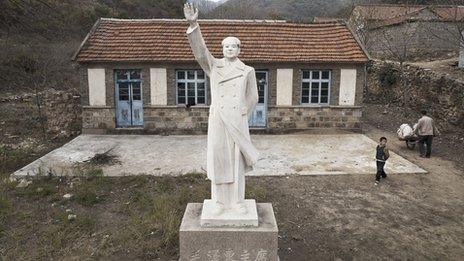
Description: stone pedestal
xmin=201 ymin=199 xmax=259 ymax=227
xmin=180 ymin=203 xmax=279 ymax=261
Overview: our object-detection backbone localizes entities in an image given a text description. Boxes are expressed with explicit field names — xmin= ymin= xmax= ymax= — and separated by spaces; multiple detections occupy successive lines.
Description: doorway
xmin=115 ymin=69 xmax=143 ymax=127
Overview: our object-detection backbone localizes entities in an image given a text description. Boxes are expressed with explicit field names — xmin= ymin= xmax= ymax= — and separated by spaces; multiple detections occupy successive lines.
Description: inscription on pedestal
xmin=188 ymin=248 xmax=268 ymax=261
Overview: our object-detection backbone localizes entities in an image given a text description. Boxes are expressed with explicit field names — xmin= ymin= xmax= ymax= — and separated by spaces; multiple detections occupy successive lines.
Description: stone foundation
xmin=143 ymin=106 xmax=209 ymax=132
xmin=82 ymin=106 xmax=116 ymax=134
xmin=268 ymin=106 xmax=362 ymax=130
xmin=82 ymin=105 xmax=362 ymax=133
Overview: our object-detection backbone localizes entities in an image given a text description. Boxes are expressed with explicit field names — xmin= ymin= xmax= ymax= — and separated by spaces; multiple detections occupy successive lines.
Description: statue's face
xmin=222 ymin=37 xmax=240 ymax=59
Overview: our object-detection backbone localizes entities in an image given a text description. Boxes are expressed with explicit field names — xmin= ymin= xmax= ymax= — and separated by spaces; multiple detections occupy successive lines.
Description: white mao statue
xmin=184 ymin=3 xmax=260 ymax=226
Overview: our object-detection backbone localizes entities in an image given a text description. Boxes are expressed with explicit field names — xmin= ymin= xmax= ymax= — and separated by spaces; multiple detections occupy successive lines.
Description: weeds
xmin=0 ymin=144 xmax=35 ymax=179
xmin=72 ymin=166 xmax=106 ymax=206
xmin=13 ymin=177 xmax=59 ymax=200
xmin=0 ymin=195 xmax=11 ymax=236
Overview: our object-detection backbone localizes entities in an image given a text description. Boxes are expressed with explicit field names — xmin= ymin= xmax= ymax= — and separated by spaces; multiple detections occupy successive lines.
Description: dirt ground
xmin=1 ymin=102 xmax=464 ymax=260
xmin=2 ymin=125 xmax=464 ymax=260
xmin=363 ymin=103 xmax=464 ymax=171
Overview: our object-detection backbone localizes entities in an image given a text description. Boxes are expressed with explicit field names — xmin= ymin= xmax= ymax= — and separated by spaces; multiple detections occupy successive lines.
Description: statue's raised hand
xmin=184 ymin=3 xmax=198 ymax=25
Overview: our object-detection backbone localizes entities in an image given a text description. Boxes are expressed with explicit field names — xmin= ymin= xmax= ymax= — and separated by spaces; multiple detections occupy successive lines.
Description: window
xmin=301 ymin=70 xmax=330 ymax=105
xmin=115 ymin=69 xmax=142 ymax=101
xmin=176 ymin=70 xmax=207 ymax=105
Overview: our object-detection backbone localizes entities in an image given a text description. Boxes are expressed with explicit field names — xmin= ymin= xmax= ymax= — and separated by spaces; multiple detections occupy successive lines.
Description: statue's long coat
xmin=187 ymin=25 xmax=259 ymax=184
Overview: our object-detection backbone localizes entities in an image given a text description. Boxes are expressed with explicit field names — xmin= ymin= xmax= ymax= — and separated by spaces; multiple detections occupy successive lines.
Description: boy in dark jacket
xmin=375 ymin=137 xmax=390 ymax=185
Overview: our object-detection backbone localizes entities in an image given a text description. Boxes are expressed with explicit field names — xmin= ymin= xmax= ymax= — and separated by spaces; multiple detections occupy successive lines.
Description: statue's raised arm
xmin=184 ymin=3 xmax=215 ymax=76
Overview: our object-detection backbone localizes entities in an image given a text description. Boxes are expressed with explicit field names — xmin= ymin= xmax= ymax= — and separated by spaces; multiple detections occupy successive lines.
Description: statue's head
xmin=222 ymin=37 xmax=241 ymax=59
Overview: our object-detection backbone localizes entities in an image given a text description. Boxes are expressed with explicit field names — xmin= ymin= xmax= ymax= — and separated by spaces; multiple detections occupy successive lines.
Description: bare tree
xmin=355 ymin=1 xmax=425 ymax=105
xmin=6 ymin=44 xmax=73 ymax=140
xmin=348 ymin=0 xmax=382 ymax=51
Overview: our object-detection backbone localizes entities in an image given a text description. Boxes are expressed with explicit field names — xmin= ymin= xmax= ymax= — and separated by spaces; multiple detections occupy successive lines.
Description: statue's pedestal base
xmin=201 ymin=199 xmax=258 ymax=227
xmin=179 ymin=203 xmax=279 ymax=261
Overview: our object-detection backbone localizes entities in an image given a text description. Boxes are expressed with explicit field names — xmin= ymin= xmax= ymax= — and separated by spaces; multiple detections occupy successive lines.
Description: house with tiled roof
xmin=73 ymin=18 xmax=369 ymax=133
xmin=349 ymin=4 xmax=464 ymax=57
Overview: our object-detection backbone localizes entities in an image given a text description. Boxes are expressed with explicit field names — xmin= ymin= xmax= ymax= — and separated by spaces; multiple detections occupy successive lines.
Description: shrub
xmin=378 ymin=63 xmax=398 ymax=88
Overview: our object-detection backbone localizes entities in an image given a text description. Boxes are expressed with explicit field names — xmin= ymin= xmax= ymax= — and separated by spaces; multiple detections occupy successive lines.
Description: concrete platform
xmin=179 ymin=203 xmax=278 ymax=261
xmin=12 ymin=134 xmax=426 ymax=177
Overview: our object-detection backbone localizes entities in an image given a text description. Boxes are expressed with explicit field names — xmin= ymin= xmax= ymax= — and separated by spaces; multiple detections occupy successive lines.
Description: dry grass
xmin=0 ymin=161 xmax=272 ymax=260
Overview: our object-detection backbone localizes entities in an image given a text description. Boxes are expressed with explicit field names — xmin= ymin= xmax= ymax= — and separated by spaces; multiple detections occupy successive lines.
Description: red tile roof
xmin=74 ymin=18 xmax=368 ymax=63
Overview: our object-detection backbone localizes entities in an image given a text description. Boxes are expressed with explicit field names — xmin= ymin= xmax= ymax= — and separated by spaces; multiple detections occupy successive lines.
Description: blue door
xmin=249 ymin=71 xmax=268 ymax=128
xmin=115 ymin=69 xmax=143 ymax=127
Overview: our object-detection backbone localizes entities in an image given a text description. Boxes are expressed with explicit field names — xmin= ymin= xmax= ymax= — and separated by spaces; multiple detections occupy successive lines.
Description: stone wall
xmin=366 ymin=60 xmax=464 ymax=131
xmin=1 ymin=89 xmax=81 ymax=138
xmin=42 ymin=90 xmax=81 ymax=137
xmin=267 ymin=106 xmax=362 ymax=130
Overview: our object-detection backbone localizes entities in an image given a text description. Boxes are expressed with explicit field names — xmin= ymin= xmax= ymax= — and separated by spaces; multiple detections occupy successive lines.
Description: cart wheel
xmin=406 ymin=140 xmax=416 ymax=150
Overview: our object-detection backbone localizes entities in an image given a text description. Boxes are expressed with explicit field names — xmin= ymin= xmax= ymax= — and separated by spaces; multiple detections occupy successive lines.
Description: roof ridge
xmin=355 ymin=4 xmax=464 ymax=9
xmin=99 ymin=17 xmax=345 ymax=26
xmin=101 ymin=18 xmax=287 ymax=23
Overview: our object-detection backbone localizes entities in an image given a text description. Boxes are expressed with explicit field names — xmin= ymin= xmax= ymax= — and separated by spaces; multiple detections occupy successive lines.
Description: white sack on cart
xmin=397 ymin=124 xmax=414 ymax=139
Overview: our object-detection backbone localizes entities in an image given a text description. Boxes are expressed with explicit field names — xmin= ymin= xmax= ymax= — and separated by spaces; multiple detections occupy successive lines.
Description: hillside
xmin=0 ymin=0 xmax=188 ymax=39
xmin=206 ymin=0 xmax=349 ymax=21
xmin=0 ymin=0 xmax=220 ymax=93
xmin=206 ymin=0 xmax=464 ymax=21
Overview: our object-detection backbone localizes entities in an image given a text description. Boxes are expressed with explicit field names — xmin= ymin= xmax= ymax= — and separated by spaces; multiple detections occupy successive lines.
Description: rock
xmin=68 ymin=214 xmax=77 ymax=221
xmin=65 ymin=209 xmax=72 ymax=213
xmin=4 ymin=176 xmax=17 ymax=184
xmin=63 ymin=193 xmax=73 ymax=200
xmin=16 ymin=179 xmax=32 ymax=188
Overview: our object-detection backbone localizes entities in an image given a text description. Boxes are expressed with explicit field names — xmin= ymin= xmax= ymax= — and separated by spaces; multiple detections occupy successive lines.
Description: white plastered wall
xmin=87 ymin=68 xmax=106 ymax=106
xmin=150 ymin=68 xmax=168 ymax=105
xmin=339 ymin=69 xmax=357 ymax=106
xmin=276 ymin=69 xmax=293 ymax=106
